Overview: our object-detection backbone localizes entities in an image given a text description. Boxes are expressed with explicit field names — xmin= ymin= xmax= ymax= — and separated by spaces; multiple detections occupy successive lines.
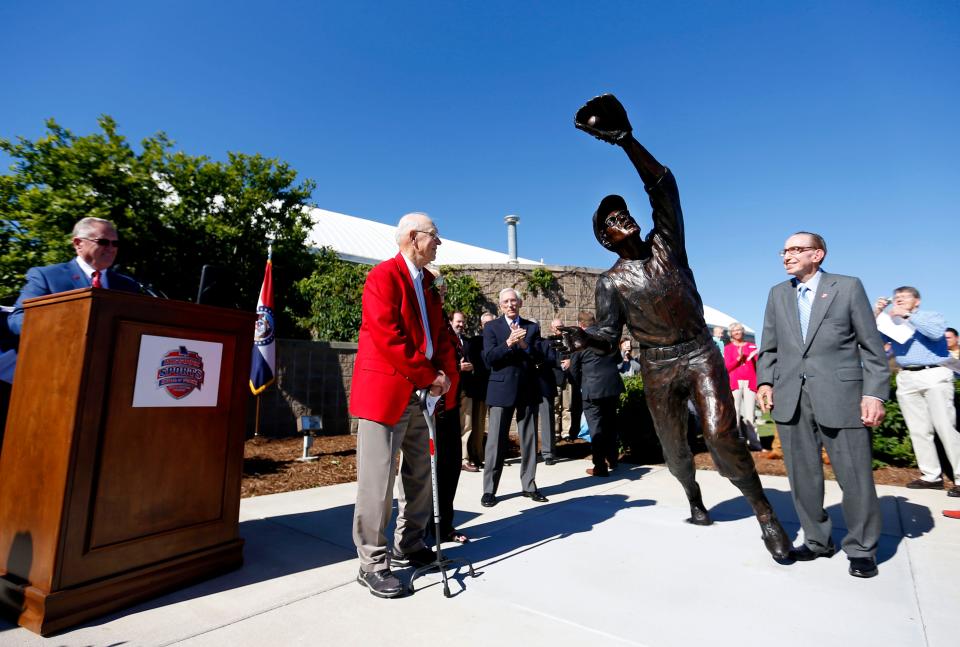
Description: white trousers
xmin=896 ymin=366 xmax=960 ymax=482
xmin=732 ymin=380 xmax=761 ymax=450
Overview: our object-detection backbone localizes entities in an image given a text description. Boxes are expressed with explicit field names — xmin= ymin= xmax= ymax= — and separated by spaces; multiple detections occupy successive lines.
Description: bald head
xmin=395 ymin=212 xmax=441 ymax=269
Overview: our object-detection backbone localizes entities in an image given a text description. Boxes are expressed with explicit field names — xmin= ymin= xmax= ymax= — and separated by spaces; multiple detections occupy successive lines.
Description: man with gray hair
xmin=480 ymin=288 xmax=549 ymax=506
xmin=759 ymin=231 xmax=888 ymax=578
xmin=349 ymin=212 xmax=458 ymax=598
xmin=8 ymin=217 xmax=141 ymax=335
xmin=874 ymin=286 xmax=960 ymax=496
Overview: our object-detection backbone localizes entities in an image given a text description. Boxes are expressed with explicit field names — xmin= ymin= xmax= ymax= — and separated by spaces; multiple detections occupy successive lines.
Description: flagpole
xmin=254 ymin=393 xmax=261 ymax=437
xmin=250 ymin=243 xmax=276 ymax=421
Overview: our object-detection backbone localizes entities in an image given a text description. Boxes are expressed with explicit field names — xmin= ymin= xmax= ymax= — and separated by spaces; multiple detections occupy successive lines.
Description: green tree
xmin=295 ymin=248 xmax=370 ymax=342
xmin=438 ymin=267 xmax=485 ymax=320
xmin=0 ymin=116 xmax=317 ymax=336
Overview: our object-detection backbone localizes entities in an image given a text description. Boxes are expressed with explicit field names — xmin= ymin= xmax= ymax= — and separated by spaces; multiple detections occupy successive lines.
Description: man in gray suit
xmin=757 ymin=231 xmax=889 ymax=578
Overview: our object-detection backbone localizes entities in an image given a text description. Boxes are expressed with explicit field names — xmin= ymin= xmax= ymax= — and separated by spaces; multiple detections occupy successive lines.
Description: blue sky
xmin=2 ymin=1 xmax=957 ymax=332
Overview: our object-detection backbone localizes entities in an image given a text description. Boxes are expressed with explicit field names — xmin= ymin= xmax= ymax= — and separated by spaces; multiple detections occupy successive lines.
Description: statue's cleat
xmin=686 ymin=504 xmax=713 ymax=526
xmin=758 ymin=515 xmax=793 ymax=563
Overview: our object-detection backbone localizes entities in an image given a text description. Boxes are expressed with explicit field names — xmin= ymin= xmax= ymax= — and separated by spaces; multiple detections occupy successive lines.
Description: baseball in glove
xmin=574 ymin=94 xmax=633 ymax=145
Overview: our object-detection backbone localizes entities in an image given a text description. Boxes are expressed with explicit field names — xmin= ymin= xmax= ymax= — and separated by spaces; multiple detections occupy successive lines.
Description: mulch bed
xmin=241 ymin=433 xmax=928 ymax=498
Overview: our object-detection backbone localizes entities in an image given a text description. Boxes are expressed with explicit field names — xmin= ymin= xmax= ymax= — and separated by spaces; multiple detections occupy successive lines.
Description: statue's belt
xmin=641 ymin=331 xmax=712 ymax=362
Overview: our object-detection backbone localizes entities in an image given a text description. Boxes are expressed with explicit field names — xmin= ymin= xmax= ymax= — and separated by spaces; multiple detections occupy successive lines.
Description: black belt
xmin=900 ymin=364 xmax=942 ymax=371
xmin=642 ymin=331 xmax=711 ymax=362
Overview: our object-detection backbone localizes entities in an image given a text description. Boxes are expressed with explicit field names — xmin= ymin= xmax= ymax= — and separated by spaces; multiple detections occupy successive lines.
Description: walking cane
xmin=409 ymin=390 xmax=476 ymax=597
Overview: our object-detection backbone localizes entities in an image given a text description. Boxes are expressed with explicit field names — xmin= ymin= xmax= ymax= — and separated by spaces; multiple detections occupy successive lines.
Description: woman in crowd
xmin=723 ymin=322 xmax=763 ymax=451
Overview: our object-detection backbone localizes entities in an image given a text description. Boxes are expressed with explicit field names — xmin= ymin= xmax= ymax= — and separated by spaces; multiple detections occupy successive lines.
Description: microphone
xmin=113 ymin=266 xmax=167 ymax=298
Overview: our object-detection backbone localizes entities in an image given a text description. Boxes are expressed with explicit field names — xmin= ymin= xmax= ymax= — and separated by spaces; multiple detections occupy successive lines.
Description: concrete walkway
xmin=2 ymin=456 xmax=957 ymax=646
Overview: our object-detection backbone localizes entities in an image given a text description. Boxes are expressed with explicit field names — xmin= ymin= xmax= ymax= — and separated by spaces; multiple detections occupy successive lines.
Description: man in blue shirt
xmin=875 ymin=287 xmax=960 ymax=496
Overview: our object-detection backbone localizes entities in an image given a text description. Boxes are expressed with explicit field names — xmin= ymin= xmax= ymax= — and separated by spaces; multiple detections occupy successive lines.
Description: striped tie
xmin=797 ymin=285 xmax=811 ymax=341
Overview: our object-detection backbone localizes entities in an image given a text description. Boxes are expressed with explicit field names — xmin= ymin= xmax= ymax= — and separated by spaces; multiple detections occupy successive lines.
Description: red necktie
xmin=91 ymin=270 xmax=102 ymax=288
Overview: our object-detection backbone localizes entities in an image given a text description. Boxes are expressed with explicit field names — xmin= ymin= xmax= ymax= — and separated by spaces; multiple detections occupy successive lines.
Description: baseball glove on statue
xmin=574 ymin=94 xmax=633 ymax=145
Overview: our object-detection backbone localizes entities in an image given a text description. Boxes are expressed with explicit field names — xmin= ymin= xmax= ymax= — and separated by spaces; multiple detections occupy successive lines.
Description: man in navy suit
xmin=8 ymin=217 xmax=141 ymax=336
xmin=480 ymin=288 xmax=549 ymax=507
xmin=568 ymin=310 xmax=624 ymax=477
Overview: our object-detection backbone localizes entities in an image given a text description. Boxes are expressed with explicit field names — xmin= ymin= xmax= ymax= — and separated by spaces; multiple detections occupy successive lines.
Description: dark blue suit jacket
xmin=482 ymin=316 xmax=544 ymax=408
xmin=8 ymin=259 xmax=141 ymax=335
xmin=569 ymin=326 xmax=625 ymax=401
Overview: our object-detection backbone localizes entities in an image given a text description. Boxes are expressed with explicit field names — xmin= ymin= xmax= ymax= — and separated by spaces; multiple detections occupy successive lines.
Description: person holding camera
xmin=875 ymin=288 xmax=960 ymax=496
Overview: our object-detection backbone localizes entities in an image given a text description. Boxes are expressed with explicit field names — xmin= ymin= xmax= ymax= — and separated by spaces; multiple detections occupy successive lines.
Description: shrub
xmin=616 ymin=375 xmax=663 ymax=462
xmin=438 ymin=267 xmax=485 ymax=320
xmin=870 ymin=373 xmax=919 ymax=469
xmin=295 ymin=247 xmax=369 ymax=342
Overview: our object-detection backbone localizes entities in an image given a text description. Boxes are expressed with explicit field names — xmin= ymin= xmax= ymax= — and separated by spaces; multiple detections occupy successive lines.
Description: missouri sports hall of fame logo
xmin=157 ymin=346 xmax=205 ymax=399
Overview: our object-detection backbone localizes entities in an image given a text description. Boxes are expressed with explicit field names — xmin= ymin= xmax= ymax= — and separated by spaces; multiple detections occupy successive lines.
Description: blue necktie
xmin=797 ymin=285 xmax=811 ymax=341
xmin=413 ymin=271 xmax=433 ymax=360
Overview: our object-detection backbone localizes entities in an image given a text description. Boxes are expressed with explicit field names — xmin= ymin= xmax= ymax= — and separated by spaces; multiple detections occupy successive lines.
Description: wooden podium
xmin=0 ymin=288 xmax=255 ymax=635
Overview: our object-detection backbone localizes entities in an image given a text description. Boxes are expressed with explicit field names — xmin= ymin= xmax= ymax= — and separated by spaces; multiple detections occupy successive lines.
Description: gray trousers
xmin=484 ymin=402 xmax=539 ymax=495
xmin=778 ymin=385 xmax=881 ymax=558
xmin=538 ymin=395 xmax=556 ymax=459
xmin=353 ymin=400 xmax=431 ymax=572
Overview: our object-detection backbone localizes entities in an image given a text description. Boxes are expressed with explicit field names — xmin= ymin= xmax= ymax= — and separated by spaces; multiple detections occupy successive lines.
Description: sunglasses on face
xmin=80 ymin=237 xmax=120 ymax=248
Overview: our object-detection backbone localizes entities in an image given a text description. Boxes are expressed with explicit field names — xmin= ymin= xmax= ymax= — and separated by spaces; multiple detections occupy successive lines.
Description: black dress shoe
xmin=390 ymin=547 xmax=435 ymax=568
xmin=480 ymin=493 xmax=497 ymax=507
xmin=848 ymin=556 xmax=878 ymax=578
xmin=357 ymin=568 xmax=404 ymax=598
xmin=790 ymin=542 xmax=836 ymax=561
xmin=544 ymin=457 xmax=557 ymax=466
xmin=522 ymin=489 xmax=548 ymax=503
xmin=948 ymin=485 xmax=960 ymax=497
xmin=906 ymin=478 xmax=943 ymax=489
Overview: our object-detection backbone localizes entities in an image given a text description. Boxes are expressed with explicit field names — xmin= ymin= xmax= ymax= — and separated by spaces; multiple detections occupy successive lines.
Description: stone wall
xmin=441 ymin=263 xmax=605 ymax=330
xmin=250 ymin=339 xmax=358 ymax=437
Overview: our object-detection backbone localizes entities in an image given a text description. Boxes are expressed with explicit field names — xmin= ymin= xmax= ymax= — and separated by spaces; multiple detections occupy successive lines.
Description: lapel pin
xmin=821 ymin=293 xmax=828 ymax=298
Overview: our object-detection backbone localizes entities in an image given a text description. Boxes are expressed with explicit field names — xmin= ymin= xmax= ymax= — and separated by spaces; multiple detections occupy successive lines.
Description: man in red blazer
xmin=349 ymin=212 xmax=458 ymax=598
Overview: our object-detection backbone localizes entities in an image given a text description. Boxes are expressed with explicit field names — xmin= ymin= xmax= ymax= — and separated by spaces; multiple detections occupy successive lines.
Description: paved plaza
xmin=2 ymin=457 xmax=956 ymax=647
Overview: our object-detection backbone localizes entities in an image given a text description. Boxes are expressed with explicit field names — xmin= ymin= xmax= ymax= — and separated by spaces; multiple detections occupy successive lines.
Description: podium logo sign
xmin=157 ymin=346 xmax=205 ymax=399
xmin=133 ymin=335 xmax=223 ymax=408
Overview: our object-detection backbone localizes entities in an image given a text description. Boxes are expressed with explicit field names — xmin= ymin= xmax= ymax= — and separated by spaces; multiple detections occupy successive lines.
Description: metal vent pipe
xmin=504 ymin=214 xmax=519 ymax=264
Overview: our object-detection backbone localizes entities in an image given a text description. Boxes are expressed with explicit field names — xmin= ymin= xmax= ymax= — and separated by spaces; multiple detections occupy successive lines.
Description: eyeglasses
xmin=778 ymin=246 xmax=816 ymax=257
xmin=80 ymin=237 xmax=120 ymax=248
xmin=414 ymin=230 xmax=441 ymax=242
xmin=604 ymin=210 xmax=632 ymax=228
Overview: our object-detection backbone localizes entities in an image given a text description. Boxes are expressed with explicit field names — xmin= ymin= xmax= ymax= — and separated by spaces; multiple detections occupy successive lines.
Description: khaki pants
xmin=460 ymin=392 xmax=487 ymax=466
xmin=896 ymin=366 xmax=960 ymax=482
xmin=353 ymin=400 xmax=431 ymax=572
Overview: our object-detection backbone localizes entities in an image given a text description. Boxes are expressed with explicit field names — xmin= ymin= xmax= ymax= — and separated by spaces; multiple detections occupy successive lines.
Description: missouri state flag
xmin=250 ymin=251 xmax=276 ymax=395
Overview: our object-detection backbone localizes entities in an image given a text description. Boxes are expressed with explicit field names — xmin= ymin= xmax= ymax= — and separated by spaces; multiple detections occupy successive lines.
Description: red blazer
xmin=349 ymin=253 xmax=459 ymax=426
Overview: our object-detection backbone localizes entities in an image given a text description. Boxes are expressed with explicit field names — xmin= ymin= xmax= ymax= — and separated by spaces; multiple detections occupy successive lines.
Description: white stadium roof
xmin=703 ymin=305 xmax=755 ymax=335
xmin=306 ymin=207 xmax=752 ymax=333
xmin=306 ymin=208 xmax=541 ymax=266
